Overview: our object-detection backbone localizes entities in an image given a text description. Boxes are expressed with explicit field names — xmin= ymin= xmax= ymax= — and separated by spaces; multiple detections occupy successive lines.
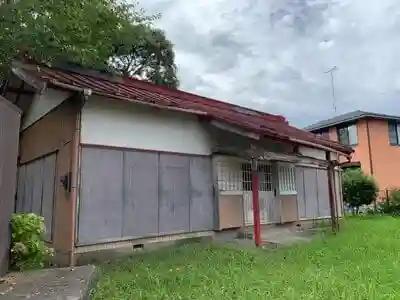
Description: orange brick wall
xmin=368 ymin=119 xmax=400 ymax=190
xmin=325 ymin=118 xmax=400 ymax=190
xmin=327 ymin=126 xmax=370 ymax=171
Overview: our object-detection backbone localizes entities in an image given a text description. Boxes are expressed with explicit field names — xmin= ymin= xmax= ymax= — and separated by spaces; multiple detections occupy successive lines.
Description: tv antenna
xmin=325 ymin=66 xmax=338 ymax=113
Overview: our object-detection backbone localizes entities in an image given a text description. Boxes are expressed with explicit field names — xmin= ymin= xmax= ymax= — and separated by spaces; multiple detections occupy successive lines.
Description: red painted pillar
xmin=251 ymin=160 xmax=262 ymax=247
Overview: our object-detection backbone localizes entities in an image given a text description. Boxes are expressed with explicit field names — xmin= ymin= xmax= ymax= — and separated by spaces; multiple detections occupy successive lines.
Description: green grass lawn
xmin=92 ymin=217 xmax=400 ymax=299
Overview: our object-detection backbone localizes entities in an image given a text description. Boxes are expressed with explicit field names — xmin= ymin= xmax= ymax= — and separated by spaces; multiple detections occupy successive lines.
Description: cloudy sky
xmin=139 ymin=0 xmax=400 ymax=127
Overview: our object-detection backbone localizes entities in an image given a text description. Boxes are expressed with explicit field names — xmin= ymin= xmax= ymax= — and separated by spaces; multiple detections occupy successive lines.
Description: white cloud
xmin=318 ymin=39 xmax=335 ymax=50
xmin=139 ymin=0 xmax=400 ymax=127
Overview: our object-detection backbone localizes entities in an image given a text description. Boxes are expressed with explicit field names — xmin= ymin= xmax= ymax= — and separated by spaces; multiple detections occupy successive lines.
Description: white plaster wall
xmin=299 ymin=146 xmax=326 ymax=160
xmin=330 ymin=152 xmax=339 ymax=161
xmin=22 ymin=88 xmax=71 ymax=130
xmin=80 ymin=96 xmax=213 ymax=155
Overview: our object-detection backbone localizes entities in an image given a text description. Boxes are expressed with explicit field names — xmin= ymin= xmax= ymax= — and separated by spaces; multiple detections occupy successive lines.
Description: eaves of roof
xmin=305 ymin=110 xmax=400 ymax=132
xmin=11 ymin=62 xmax=353 ymax=156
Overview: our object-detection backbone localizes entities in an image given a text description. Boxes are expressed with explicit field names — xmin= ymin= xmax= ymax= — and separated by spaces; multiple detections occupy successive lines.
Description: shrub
xmin=389 ymin=189 xmax=400 ymax=205
xmin=342 ymin=169 xmax=378 ymax=214
xmin=10 ymin=213 xmax=54 ymax=270
xmin=377 ymin=189 xmax=400 ymax=216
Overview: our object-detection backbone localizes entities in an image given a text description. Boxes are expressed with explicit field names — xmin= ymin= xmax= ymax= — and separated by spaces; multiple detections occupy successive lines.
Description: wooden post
xmin=326 ymin=152 xmax=338 ymax=233
xmin=386 ymin=189 xmax=390 ymax=204
xmin=251 ymin=159 xmax=262 ymax=247
xmin=332 ymin=166 xmax=340 ymax=231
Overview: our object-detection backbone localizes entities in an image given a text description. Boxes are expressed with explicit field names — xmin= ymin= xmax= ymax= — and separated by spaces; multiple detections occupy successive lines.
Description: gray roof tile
xmin=305 ymin=110 xmax=400 ymax=131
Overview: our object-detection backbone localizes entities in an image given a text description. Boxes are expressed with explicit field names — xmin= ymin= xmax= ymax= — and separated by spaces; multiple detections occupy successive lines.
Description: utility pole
xmin=325 ymin=66 xmax=338 ymax=113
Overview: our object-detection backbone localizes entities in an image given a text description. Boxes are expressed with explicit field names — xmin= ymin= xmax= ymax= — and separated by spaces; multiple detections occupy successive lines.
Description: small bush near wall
xmin=10 ymin=213 xmax=54 ymax=270
xmin=377 ymin=189 xmax=400 ymax=216
xmin=389 ymin=189 xmax=400 ymax=205
xmin=342 ymin=169 xmax=378 ymax=215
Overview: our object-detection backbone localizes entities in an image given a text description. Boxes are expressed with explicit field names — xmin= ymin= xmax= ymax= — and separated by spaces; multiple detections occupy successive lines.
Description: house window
xmin=278 ymin=163 xmax=296 ymax=195
xmin=241 ymin=163 xmax=272 ymax=192
xmin=337 ymin=124 xmax=358 ymax=146
xmin=242 ymin=163 xmax=252 ymax=191
xmin=258 ymin=164 xmax=272 ymax=192
xmin=217 ymin=160 xmax=242 ymax=191
xmin=389 ymin=121 xmax=400 ymax=145
xmin=315 ymin=130 xmax=329 ymax=139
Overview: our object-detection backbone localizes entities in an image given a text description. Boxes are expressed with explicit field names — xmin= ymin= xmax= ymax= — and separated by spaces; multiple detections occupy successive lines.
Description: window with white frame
xmin=217 ymin=160 xmax=242 ymax=191
xmin=241 ymin=163 xmax=272 ymax=192
xmin=258 ymin=163 xmax=272 ymax=192
xmin=241 ymin=163 xmax=252 ymax=191
xmin=337 ymin=123 xmax=358 ymax=146
xmin=217 ymin=160 xmax=273 ymax=192
xmin=278 ymin=163 xmax=296 ymax=195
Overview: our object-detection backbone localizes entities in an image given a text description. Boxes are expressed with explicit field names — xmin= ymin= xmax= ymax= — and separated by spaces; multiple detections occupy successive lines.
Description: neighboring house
xmin=2 ymin=61 xmax=352 ymax=266
xmin=305 ymin=110 xmax=400 ymax=192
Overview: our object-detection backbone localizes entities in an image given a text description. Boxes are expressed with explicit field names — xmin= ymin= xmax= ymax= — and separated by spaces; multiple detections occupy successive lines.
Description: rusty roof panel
xmin=19 ymin=64 xmax=352 ymax=155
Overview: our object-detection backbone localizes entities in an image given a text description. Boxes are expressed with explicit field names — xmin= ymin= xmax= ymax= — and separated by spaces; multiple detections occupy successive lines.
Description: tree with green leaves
xmin=0 ymin=0 xmax=179 ymax=88
xmin=342 ymin=169 xmax=378 ymax=214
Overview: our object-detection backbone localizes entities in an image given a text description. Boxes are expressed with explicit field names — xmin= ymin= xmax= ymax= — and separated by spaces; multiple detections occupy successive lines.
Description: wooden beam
xmin=326 ymin=151 xmax=338 ymax=233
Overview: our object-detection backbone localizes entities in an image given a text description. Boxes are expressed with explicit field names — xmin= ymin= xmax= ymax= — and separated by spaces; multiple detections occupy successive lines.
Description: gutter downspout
xmin=68 ymin=88 xmax=91 ymax=267
xmin=366 ymin=119 xmax=376 ymax=208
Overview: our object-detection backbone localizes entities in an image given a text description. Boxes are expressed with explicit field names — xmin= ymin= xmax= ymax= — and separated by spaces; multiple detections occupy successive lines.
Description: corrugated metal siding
xmin=189 ymin=157 xmax=213 ymax=231
xmin=296 ymin=166 xmax=331 ymax=219
xmin=122 ymin=151 xmax=159 ymax=238
xmin=0 ymin=98 xmax=21 ymax=277
xmin=295 ymin=167 xmax=306 ymax=219
xmin=16 ymin=165 xmax=26 ymax=213
xmin=77 ymin=147 xmax=214 ymax=245
xmin=41 ymin=154 xmax=57 ymax=237
xmin=31 ymin=160 xmax=44 ymax=215
xmin=303 ymin=168 xmax=319 ymax=218
xmin=316 ymin=169 xmax=330 ymax=217
xmin=159 ymin=154 xmax=191 ymax=234
xmin=16 ymin=153 xmax=57 ymax=240
xmin=78 ymin=148 xmax=124 ymax=244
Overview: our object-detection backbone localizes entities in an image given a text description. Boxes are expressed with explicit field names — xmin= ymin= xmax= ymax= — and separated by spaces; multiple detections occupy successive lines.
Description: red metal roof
xmin=18 ymin=63 xmax=352 ymax=155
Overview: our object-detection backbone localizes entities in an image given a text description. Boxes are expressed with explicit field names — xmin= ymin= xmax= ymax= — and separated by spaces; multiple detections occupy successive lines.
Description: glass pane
xmin=338 ymin=127 xmax=349 ymax=145
xmin=241 ymin=163 xmax=252 ymax=191
xmin=388 ymin=122 xmax=399 ymax=145
xmin=348 ymin=124 xmax=358 ymax=145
